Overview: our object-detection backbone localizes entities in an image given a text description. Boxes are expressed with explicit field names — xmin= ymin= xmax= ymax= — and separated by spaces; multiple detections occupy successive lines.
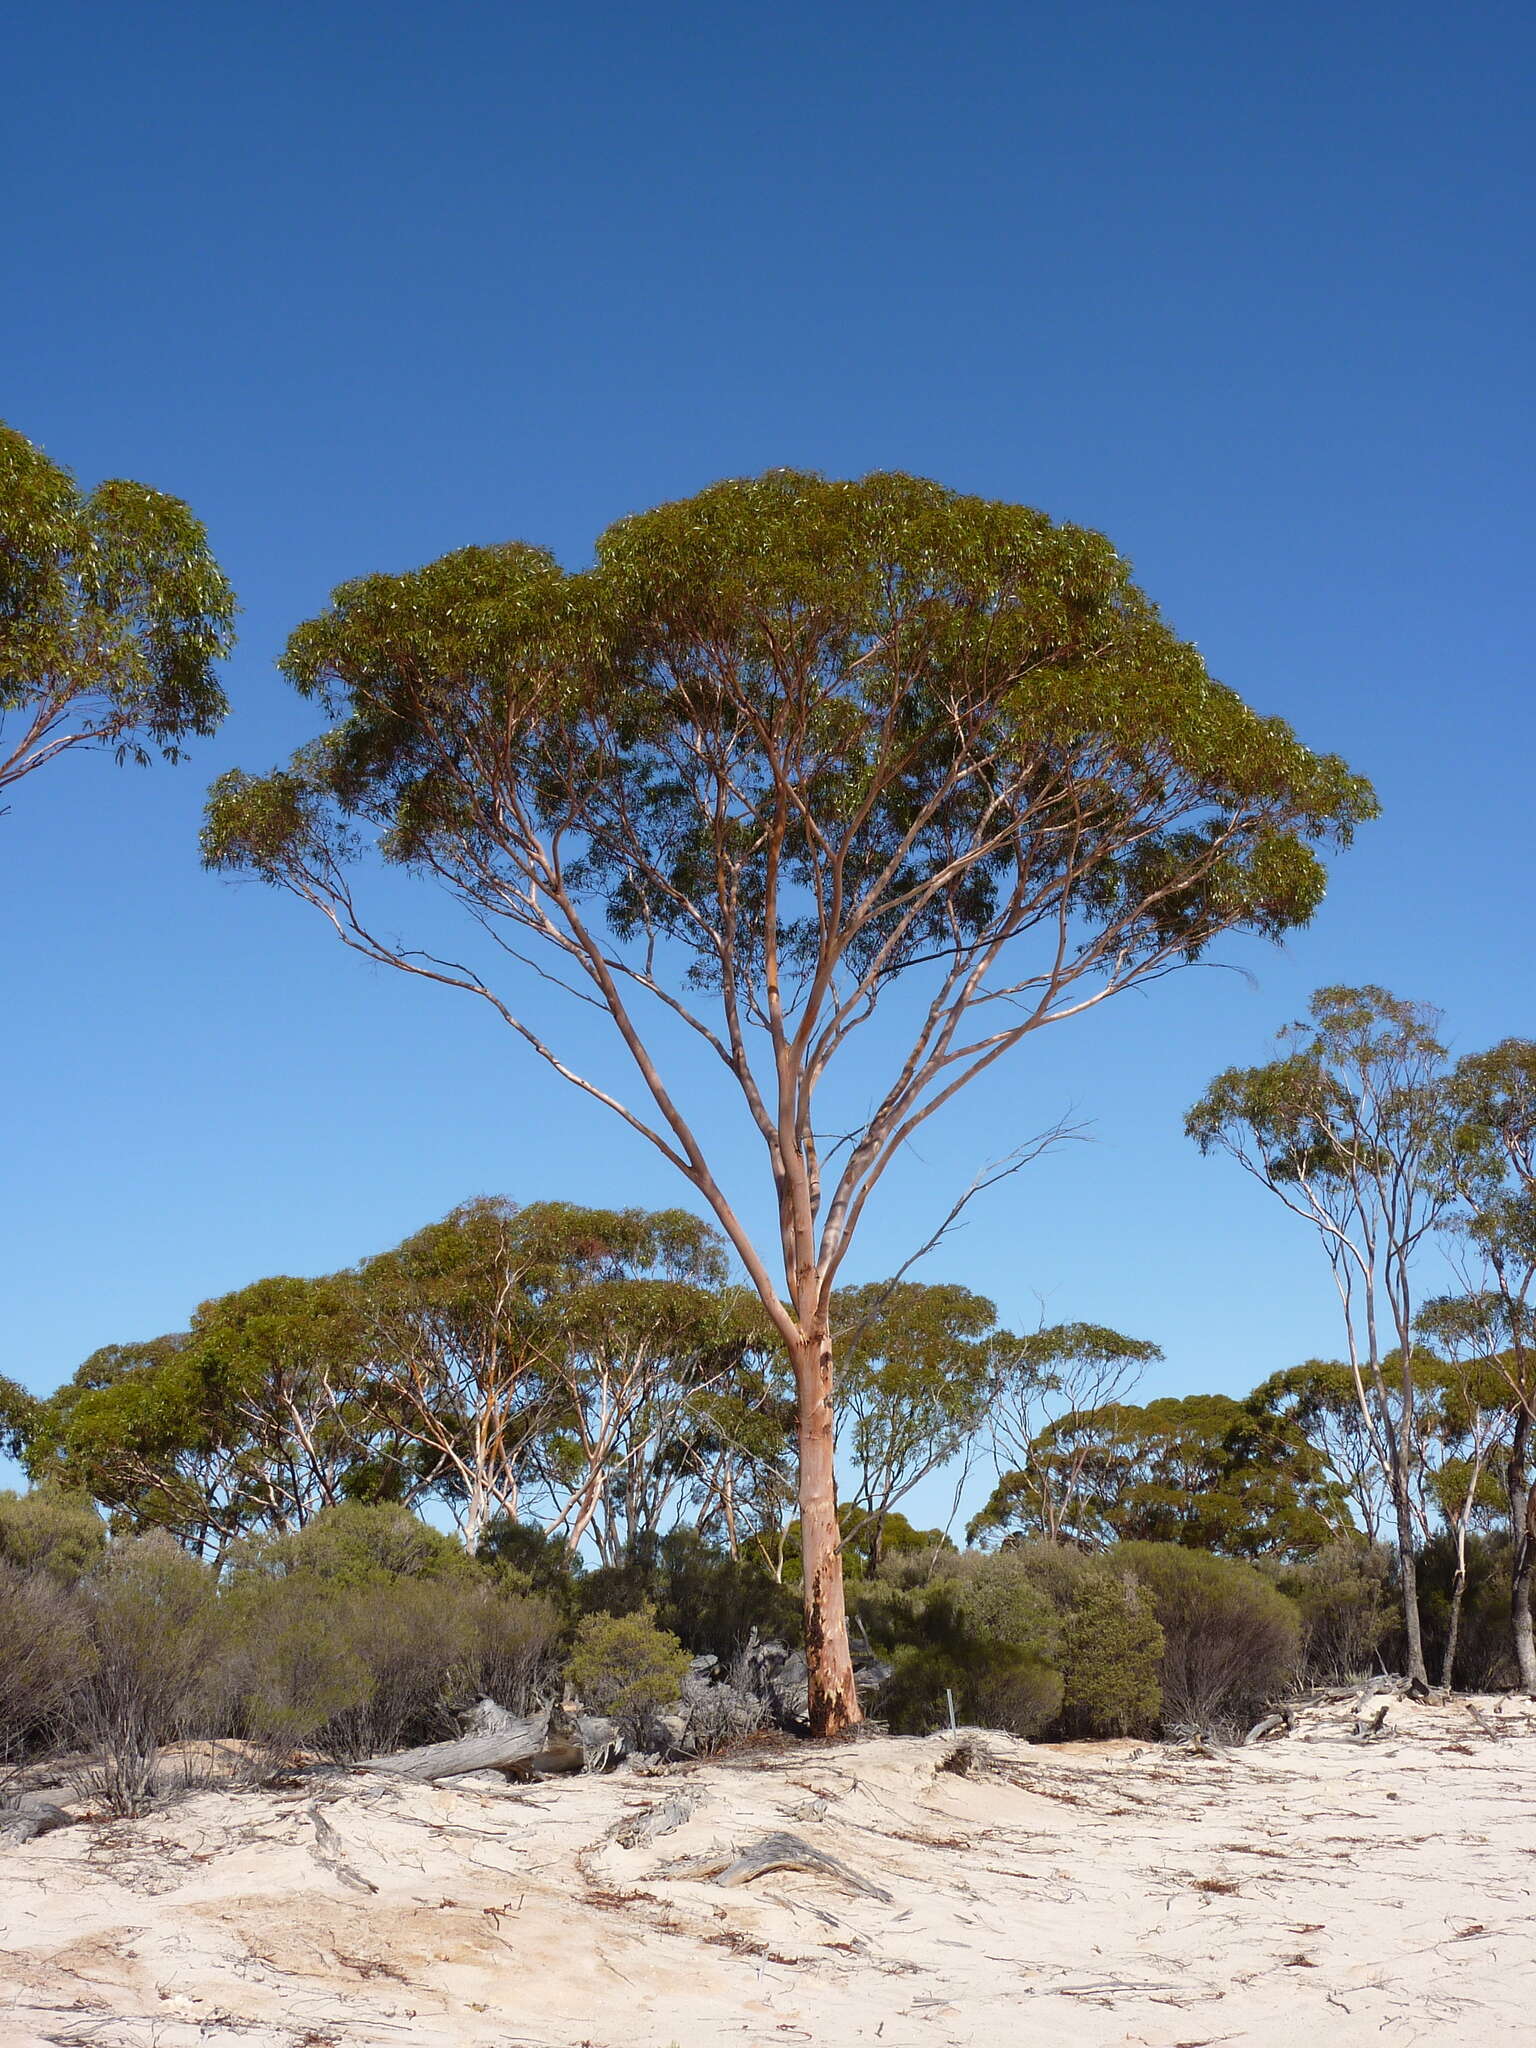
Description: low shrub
xmin=468 ymin=1589 xmax=566 ymax=1715
xmin=0 ymin=1488 xmax=106 ymax=1584
xmin=222 ymin=1571 xmax=487 ymax=1759
xmin=1055 ymin=1564 xmax=1164 ymax=1739
xmin=235 ymin=1501 xmax=477 ymax=1588
xmin=567 ymin=1609 xmax=691 ymax=1739
xmin=72 ymin=1534 xmax=221 ymax=1811
xmin=1267 ymin=1542 xmax=1395 ymax=1683
xmin=857 ymin=1554 xmax=1065 ymax=1737
xmin=1113 ymin=1542 xmax=1300 ymax=1734
xmin=1415 ymin=1532 xmax=1518 ymax=1691
xmin=575 ymin=1529 xmax=801 ymax=1660
xmin=0 ymin=1563 xmax=95 ymax=1777
xmin=477 ymin=1517 xmax=581 ymax=1602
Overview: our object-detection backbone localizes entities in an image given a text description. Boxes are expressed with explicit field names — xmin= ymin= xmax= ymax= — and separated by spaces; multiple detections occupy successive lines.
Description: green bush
xmin=235 ymin=1502 xmax=477 ymax=1588
xmin=74 ymin=1534 xmax=221 ymax=1811
xmin=222 ymin=1571 xmax=487 ymax=1759
xmin=1114 ymin=1541 xmax=1301 ymax=1733
xmin=1267 ymin=1542 xmax=1394 ymax=1683
xmin=0 ymin=1488 xmax=106 ymax=1584
xmin=857 ymin=1554 xmax=1065 ymax=1737
xmin=0 ymin=1563 xmax=95 ymax=1772
xmin=575 ymin=1530 xmax=801 ymax=1660
xmin=1414 ymin=1532 xmax=1517 ymax=1691
xmin=1055 ymin=1563 xmax=1163 ymax=1738
xmin=221 ymin=1577 xmax=372 ymax=1753
xmin=478 ymin=1517 xmax=580 ymax=1602
xmin=468 ymin=1589 xmax=566 ymax=1715
xmin=567 ymin=1609 xmax=691 ymax=1738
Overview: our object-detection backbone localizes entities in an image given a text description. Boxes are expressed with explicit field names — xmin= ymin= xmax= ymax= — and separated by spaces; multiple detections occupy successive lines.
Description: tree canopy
xmin=202 ymin=470 xmax=1375 ymax=1731
xmin=0 ymin=420 xmax=234 ymax=811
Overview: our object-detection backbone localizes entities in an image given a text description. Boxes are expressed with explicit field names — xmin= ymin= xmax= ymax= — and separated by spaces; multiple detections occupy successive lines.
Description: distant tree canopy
xmin=0 ymin=420 xmax=234 ymax=811
xmin=971 ymin=1392 xmax=1347 ymax=1557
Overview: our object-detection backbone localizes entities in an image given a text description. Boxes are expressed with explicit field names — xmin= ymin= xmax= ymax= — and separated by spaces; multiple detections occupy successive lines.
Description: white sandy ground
xmin=1 ymin=1692 xmax=1533 ymax=2048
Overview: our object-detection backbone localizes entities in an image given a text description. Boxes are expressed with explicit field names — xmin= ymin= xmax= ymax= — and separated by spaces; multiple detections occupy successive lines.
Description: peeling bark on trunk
xmin=793 ymin=1324 xmax=861 ymax=1738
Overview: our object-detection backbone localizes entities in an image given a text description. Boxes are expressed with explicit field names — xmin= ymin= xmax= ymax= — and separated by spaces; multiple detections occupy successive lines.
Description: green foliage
xmin=833 ymin=1282 xmax=997 ymax=1563
xmin=0 ymin=1487 xmax=105 ymax=1582
xmin=1114 ymin=1542 xmax=1301 ymax=1733
xmin=575 ymin=1528 xmax=803 ymax=1663
xmin=221 ymin=1571 xmax=485 ymax=1759
xmin=974 ymin=1392 xmax=1343 ymax=1556
xmin=478 ymin=1517 xmax=581 ymax=1600
xmin=220 ymin=1577 xmax=372 ymax=1752
xmin=234 ymin=1502 xmax=478 ymax=1588
xmin=0 ymin=1376 xmax=39 ymax=1463
xmin=220 ymin=1538 xmax=564 ymax=1757
xmin=1265 ymin=1542 xmax=1395 ymax=1682
xmin=566 ymin=1609 xmax=691 ymax=1735
xmin=208 ymin=472 xmax=1373 ymax=964
xmin=74 ymin=1534 xmax=221 ymax=1811
xmin=858 ymin=1552 xmax=1065 ymax=1738
xmin=1414 ymin=1532 xmax=1519 ymax=1690
xmin=0 ymin=419 xmax=234 ymax=803
xmin=1056 ymin=1564 xmax=1164 ymax=1739
xmin=0 ymin=1564 xmax=95 ymax=1768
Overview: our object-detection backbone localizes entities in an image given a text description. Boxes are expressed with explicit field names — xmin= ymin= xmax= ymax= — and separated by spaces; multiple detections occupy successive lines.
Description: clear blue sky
xmin=4 ymin=1 xmax=1532 ymax=1519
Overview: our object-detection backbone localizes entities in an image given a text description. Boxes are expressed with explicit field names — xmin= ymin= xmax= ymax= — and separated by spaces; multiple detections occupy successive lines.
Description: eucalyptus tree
xmin=1187 ymin=986 xmax=1455 ymax=1685
xmin=26 ymin=1334 xmax=275 ymax=1560
xmin=0 ymin=420 xmax=234 ymax=814
xmin=355 ymin=1197 xmax=747 ymax=1561
xmin=1249 ymin=1360 xmax=1393 ymax=1542
xmin=203 ymin=470 xmax=1373 ymax=1730
xmin=1440 ymin=1039 xmax=1536 ymax=1690
xmin=982 ymin=1321 xmax=1163 ymax=1544
xmin=352 ymin=1196 xmax=561 ymax=1552
xmin=832 ymin=1280 xmax=998 ymax=1568
xmin=23 ymin=1275 xmax=394 ymax=1559
xmin=970 ymin=1391 xmax=1342 ymax=1555
xmin=1408 ymin=1314 xmax=1518 ymax=1685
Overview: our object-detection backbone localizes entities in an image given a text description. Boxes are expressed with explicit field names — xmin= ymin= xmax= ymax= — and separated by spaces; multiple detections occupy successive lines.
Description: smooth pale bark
xmin=792 ymin=1324 xmax=860 ymax=1737
xmin=1507 ymin=1413 xmax=1536 ymax=1694
xmin=1440 ymin=1533 xmax=1468 ymax=1690
xmin=1392 ymin=1487 xmax=1429 ymax=1689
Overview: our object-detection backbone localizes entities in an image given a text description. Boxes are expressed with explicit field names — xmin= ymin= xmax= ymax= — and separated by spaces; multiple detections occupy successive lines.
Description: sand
xmin=2 ymin=1690 xmax=1533 ymax=2047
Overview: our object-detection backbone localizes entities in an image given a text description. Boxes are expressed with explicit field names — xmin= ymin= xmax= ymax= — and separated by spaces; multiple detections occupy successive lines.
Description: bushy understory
xmin=0 ymin=1488 xmax=1446 ymax=1812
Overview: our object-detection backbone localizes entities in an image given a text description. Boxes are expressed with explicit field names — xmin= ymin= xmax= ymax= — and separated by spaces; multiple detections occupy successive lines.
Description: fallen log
xmin=1243 ymin=1707 xmax=1295 ymax=1745
xmin=357 ymin=1708 xmax=550 ymax=1782
xmin=0 ymin=1799 xmax=73 ymax=1844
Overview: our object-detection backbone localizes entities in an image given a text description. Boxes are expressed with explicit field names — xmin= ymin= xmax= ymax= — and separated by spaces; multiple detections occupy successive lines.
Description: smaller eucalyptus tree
xmin=1440 ymin=1039 xmax=1536 ymax=1689
xmin=981 ymin=1322 xmax=1163 ymax=1544
xmin=1187 ymin=986 xmax=1455 ymax=1686
xmin=832 ymin=1280 xmax=998 ymax=1568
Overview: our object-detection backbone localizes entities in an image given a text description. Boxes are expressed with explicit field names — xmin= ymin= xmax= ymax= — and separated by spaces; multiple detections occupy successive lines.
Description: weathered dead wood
xmin=659 ymin=1829 xmax=892 ymax=1901
xmin=357 ymin=1709 xmax=550 ymax=1782
xmin=0 ymin=1799 xmax=72 ymax=1844
xmin=1351 ymin=1702 xmax=1390 ymax=1743
xmin=610 ymin=1790 xmax=697 ymax=1850
xmin=308 ymin=1806 xmax=378 ymax=1893
xmin=1243 ymin=1707 xmax=1295 ymax=1745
